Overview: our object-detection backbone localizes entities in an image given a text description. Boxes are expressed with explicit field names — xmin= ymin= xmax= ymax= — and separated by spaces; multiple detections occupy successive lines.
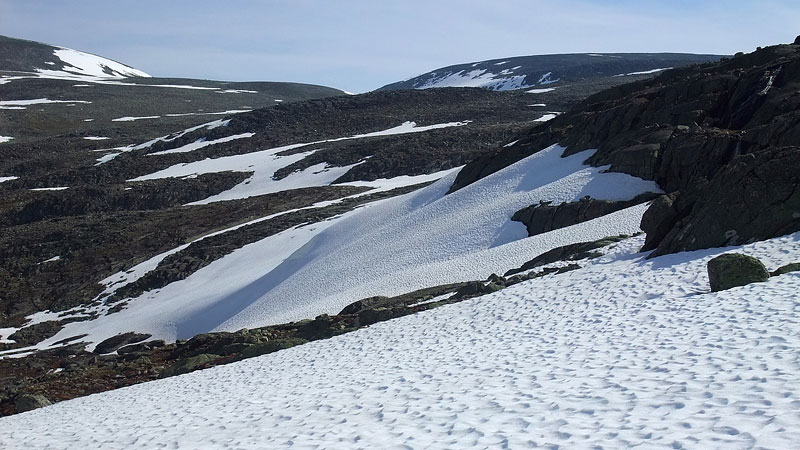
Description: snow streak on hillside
xmin=405 ymin=62 xmax=560 ymax=91
xmin=20 ymin=145 xmax=660 ymax=348
xmin=416 ymin=67 xmax=532 ymax=90
xmin=133 ymin=121 xmax=471 ymax=204
xmin=3 ymin=233 xmax=798 ymax=449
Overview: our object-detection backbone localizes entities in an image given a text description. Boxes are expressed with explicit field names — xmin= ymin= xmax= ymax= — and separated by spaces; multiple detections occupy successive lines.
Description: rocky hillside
xmin=0 ymin=35 xmax=150 ymax=78
xmin=2 ymin=36 xmax=798 ymax=419
xmin=0 ymin=45 xmax=666 ymax=333
xmin=378 ymin=52 xmax=722 ymax=91
xmin=452 ymin=40 xmax=800 ymax=256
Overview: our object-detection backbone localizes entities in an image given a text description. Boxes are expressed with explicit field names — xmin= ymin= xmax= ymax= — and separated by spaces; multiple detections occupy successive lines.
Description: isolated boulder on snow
xmin=707 ymin=253 xmax=769 ymax=292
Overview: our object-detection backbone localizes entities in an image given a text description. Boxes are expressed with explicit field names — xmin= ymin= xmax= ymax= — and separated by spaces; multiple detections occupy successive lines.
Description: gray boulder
xmin=160 ymin=353 xmax=219 ymax=378
xmin=707 ymin=253 xmax=769 ymax=292
xmin=14 ymin=394 xmax=52 ymax=413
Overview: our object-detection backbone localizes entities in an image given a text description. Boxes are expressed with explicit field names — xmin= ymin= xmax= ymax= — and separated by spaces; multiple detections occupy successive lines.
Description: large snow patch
xmin=27 ymin=145 xmax=661 ymax=347
xmin=2 ymin=233 xmax=799 ymax=449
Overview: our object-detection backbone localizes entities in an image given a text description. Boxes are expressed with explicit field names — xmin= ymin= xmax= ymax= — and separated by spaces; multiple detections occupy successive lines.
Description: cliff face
xmin=451 ymin=42 xmax=800 ymax=256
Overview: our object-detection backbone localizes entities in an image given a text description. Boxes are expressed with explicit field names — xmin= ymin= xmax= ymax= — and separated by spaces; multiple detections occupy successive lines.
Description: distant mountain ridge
xmin=378 ymin=52 xmax=724 ymax=91
xmin=0 ymin=35 xmax=149 ymax=79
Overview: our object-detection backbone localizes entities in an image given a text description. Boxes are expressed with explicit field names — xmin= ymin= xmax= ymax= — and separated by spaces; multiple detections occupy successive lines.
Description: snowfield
xmin=17 ymin=144 xmax=661 ymax=350
xmin=2 ymin=233 xmax=798 ymax=449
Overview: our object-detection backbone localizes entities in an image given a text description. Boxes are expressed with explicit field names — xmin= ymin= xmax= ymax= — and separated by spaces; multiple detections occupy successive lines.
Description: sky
xmin=1 ymin=0 xmax=798 ymax=93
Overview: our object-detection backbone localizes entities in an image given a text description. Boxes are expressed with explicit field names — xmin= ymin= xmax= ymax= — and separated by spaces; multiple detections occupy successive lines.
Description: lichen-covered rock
xmin=771 ymin=262 xmax=800 ymax=277
xmin=14 ymin=394 xmax=52 ymax=413
xmin=237 ymin=338 xmax=307 ymax=360
xmin=707 ymin=253 xmax=770 ymax=292
xmin=160 ymin=354 xmax=220 ymax=378
xmin=7 ymin=321 xmax=63 ymax=347
xmin=357 ymin=308 xmax=401 ymax=327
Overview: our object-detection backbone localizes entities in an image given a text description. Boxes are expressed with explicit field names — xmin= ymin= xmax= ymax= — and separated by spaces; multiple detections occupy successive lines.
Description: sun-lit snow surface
xmin=526 ymin=87 xmax=556 ymax=94
xmin=215 ymin=145 xmax=660 ymax=331
xmin=0 ymin=136 xmax=13 ymax=143
xmin=615 ymin=67 xmax=673 ymax=76
xmin=534 ymin=113 xmax=558 ymax=122
xmin=0 ymin=98 xmax=91 ymax=109
xmin=0 ymin=176 xmax=18 ymax=183
xmin=111 ymin=115 xmax=160 ymax=122
xmin=29 ymin=187 xmax=69 ymax=191
xmin=3 ymin=233 xmax=799 ymax=449
xmin=18 ymin=145 xmax=661 ymax=349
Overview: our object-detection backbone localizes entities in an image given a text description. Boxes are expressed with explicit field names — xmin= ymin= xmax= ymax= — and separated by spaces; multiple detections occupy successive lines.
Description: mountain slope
xmin=1 ymin=38 xmax=799 ymax=425
xmin=0 ymin=86 xmax=606 ymax=331
xmin=20 ymin=144 xmax=658 ymax=346
xmin=379 ymin=52 xmax=723 ymax=91
xmin=0 ymin=35 xmax=149 ymax=79
xmin=452 ymin=42 xmax=800 ymax=256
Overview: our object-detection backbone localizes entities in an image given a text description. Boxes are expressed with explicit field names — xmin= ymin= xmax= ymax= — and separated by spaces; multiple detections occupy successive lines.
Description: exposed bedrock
xmin=512 ymin=193 xmax=659 ymax=237
xmin=451 ymin=42 xmax=800 ymax=255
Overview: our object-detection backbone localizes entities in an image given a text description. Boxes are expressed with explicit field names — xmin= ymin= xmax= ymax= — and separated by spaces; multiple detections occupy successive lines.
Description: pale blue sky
xmin=1 ymin=0 xmax=797 ymax=92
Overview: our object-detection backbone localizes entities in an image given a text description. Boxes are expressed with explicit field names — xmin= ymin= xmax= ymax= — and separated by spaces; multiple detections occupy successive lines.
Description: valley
xmin=0 ymin=28 xmax=798 ymax=450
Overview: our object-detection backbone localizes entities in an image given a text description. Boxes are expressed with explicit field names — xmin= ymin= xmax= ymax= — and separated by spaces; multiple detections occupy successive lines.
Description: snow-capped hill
xmin=41 ymin=47 xmax=150 ymax=78
xmin=379 ymin=53 xmax=723 ymax=91
xmin=0 ymin=35 xmax=149 ymax=79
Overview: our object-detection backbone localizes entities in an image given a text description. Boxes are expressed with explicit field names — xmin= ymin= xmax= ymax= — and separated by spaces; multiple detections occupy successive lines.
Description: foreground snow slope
xmin=3 ymin=233 xmax=798 ymax=449
xmin=25 ymin=145 xmax=659 ymax=347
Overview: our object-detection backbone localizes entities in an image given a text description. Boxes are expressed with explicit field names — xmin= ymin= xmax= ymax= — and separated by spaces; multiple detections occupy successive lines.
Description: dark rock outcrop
xmin=450 ymin=43 xmax=800 ymax=256
xmin=93 ymin=332 xmax=151 ymax=354
xmin=7 ymin=321 xmax=63 ymax=347
xmin=640 ymin=193 xmax=681 ymax=251
xmin=13 ymin=394 xmax=52 ymax=412
xmin=117 ymin=340 xmax=165 ymax=355
xmin=513 ymin=194 xmax=658 ymax=237
xmin=771 ymin=262 xmax=800 ymax=277
xmin=707 ymin=253 xmax=770 ymax=292
xmin=338 ymin=296 xmax=389 ymax=315
xmin=649 ymin=147 xmax=800 ymax=256
xmin=161 ymin=354 xmax=220 ymax=378
xmin=505 ymin=235 xmax=628 ymax=277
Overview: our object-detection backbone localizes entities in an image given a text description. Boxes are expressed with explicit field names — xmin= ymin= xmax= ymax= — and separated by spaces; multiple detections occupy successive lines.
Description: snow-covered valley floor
xmin=2 ymin=233 xmax=799 ymax=449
